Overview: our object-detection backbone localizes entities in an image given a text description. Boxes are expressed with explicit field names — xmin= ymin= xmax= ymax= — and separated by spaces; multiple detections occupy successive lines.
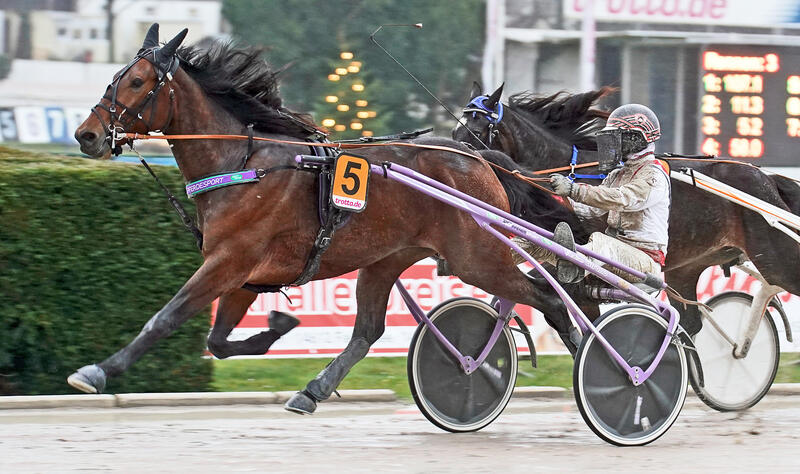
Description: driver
xmin=521 ymin=104 xmax=671 ymax=284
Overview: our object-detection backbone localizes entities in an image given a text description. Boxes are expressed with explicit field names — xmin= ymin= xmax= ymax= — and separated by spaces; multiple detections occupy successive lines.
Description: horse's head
xmin=452 ymin=82 xmax=504 ymax=149
xmin=75 ymin=24 xmax=188 ymax=158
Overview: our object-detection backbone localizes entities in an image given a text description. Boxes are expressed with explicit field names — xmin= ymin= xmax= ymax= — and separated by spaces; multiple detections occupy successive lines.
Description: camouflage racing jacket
xmin=569 ymin=154 xmax=671 ymax=257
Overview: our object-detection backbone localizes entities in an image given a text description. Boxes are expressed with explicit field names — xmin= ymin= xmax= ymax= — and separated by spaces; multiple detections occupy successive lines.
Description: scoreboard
xmin=699 ymin=46 xmax=800 ymax=166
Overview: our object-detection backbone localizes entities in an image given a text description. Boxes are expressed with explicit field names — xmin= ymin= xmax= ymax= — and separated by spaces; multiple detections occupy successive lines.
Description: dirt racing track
xmin=2 ymin=388 xmax=800 ymax=473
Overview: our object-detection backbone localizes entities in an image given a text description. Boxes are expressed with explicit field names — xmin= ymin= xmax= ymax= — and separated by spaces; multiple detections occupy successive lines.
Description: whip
xmin=369 ymin=23 xmax=490 ymax=149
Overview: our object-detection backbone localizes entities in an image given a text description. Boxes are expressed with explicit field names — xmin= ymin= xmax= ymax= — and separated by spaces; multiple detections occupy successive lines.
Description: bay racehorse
xmin=70 ymin=25 xmax=588 ymax=411
xmin=453 ymin=83 xmax=800 ymax=338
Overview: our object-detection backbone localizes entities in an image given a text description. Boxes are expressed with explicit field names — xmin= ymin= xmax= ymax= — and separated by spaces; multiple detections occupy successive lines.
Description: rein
xmin=120 ymin=132 xmax=488 ymax=161
xmin=461 ymin=96 xmax=604 ymax=181
xmin=120 ymin=131 xmax=558 ymax=194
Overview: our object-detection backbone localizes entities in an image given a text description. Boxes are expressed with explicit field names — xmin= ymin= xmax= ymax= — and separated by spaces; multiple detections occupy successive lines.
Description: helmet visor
xmin=597 ymin=129 xmax=623 ymax=173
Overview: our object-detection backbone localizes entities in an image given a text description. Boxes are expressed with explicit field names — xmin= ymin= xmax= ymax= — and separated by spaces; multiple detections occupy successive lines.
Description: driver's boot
xmin=553 ymin=222 xmax=583 ymax=284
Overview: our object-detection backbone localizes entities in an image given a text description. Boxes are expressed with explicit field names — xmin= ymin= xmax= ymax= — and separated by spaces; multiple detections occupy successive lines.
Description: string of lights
xmin=319 ymin=51 xmax=377 ymax=137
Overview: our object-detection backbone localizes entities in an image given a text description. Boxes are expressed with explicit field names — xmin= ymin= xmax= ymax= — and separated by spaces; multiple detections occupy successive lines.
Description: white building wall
xmin=32 ymin=9 xmax=108 ymax=61
xmin=0 ymin=59 xmax=122 ymax=108
xmin=109 ymin=1 xmax=222 ymax=62
xmin=21 ymin=0 xmax=221 ymax=63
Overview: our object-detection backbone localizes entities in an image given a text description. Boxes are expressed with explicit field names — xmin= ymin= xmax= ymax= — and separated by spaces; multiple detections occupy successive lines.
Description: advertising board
xmin=214 ymin=260 xmax=800 ymax=358
xmin=565 ymin=0 xmax=800 ymax=27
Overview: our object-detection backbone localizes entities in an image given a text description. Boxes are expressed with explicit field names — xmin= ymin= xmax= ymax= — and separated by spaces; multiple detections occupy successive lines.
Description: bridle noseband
xmin=462 ymin=95 xmax=504 ymax=147
xmin=91 ymin=47 xmax=178 ymax=155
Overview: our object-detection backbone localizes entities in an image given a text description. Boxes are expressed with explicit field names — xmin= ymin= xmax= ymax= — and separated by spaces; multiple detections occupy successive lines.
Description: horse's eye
xmin=131 ymin=77 xmax=144 ymax=88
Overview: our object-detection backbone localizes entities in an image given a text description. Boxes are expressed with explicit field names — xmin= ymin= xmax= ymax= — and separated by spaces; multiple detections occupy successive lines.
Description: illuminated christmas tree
xmin=316 ymin=51 xmax=387 ymax=139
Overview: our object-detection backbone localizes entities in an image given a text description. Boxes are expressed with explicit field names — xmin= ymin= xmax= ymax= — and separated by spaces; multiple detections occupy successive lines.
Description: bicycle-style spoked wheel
xmin=690 ymin=291 xmax=780 ymax=412
xmin=574 ymin=305 xmax=687 ymax=446
xmin=408 ymin=297 xmax=517 ymax=432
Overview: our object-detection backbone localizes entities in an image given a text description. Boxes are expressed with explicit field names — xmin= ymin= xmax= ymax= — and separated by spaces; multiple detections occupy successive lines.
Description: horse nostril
xmin=80 ymin=131 xmax=98 ymax=143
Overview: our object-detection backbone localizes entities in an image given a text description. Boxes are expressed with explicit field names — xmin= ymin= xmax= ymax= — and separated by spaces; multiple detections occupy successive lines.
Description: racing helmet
xmin=597 ymin=104 xmax=661 ymax=173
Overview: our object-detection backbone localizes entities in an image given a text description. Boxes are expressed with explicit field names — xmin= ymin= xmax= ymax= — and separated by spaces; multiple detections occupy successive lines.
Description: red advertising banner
xmin=212 ymin=261 xmax=800 ymax=358
xmin=212 ymin=259 xmax=569 ymax=357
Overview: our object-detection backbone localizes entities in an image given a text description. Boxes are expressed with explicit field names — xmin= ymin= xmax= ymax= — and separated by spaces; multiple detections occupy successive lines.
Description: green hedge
xmin=0 ymin=147 xmax=212 ymax=395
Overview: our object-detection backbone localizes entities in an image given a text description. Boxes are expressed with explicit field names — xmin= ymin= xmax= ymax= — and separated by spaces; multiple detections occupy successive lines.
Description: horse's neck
xmin=503 ymin=111 xmax=574 ymax=172
xmin=165 ymin=70 xmax=252 ymax=182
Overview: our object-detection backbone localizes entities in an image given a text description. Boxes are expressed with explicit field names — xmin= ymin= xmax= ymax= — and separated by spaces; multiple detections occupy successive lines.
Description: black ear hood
xmin=138 ymin=24 xmax=188 ymax=79
xmin=141 ymin=23 xmax=160 ymax=50
xmin=485 ymin=83 xmax=504 ymax=109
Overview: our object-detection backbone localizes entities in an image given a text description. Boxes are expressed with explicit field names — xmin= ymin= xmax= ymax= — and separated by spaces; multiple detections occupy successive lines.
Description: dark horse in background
xmin=454 ymin=83 xmax=800 ymax=338
xmin=69 ymin=25 xmax=588 ymax=411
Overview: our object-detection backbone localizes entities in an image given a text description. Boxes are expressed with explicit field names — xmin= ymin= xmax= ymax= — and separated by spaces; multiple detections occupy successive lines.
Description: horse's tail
xmin=478 ymin=149 xmax=589 ymax=242
xmin=769 ymin=174 xmax=800 ymax=216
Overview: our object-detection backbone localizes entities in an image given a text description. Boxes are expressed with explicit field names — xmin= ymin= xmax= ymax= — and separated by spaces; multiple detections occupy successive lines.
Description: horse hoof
xmin=284 ymin=391 xmax=317 ymax=415
xmin=270 ymin=311 xmax=300 ymax=337
xmin=67 ymin=364 xmax=107 ymax=394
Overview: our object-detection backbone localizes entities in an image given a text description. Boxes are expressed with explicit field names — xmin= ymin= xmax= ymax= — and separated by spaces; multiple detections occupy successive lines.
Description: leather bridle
xmin=91 ymin=47 xmax=178 ymax=155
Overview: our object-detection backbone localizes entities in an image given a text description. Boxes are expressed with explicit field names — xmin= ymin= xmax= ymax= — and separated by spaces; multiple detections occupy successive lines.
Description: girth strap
xmin=241 ymin=150 xmax=350 ymax=293
xmin=290 ymin=208 xmax=344 ymax=287
xmin=287 ymin=150 xmax=350 ymax=288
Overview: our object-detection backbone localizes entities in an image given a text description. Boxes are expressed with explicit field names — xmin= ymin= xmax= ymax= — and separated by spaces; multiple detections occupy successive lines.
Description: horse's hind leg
xmin=285 ymin=248 xmax=431 ymax=414
xmin=207 ymin=288 xmax=299 ymax=359
xmin=67 ymin=258 xmax=245 ymax=393
xmin=665 ymin=265 xmax=706 ymax=336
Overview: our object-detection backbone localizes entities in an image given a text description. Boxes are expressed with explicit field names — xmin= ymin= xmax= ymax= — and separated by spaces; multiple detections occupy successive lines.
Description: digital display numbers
xmin=699 ymin=47 xmax=800 ymax=165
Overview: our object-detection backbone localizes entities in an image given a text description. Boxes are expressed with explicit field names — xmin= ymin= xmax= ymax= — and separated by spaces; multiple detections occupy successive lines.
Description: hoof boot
xmin=269 ymin=311 xmax=300 ymax=337
xmin=67 ymin=364 xmax=107 ymax=394
xmin=284 ymin=390 xmax=317 ymax=415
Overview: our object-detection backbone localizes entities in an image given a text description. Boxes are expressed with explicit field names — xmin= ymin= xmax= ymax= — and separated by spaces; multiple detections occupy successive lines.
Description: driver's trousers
xmin=512 ymin=232 xmax=661 ymax=282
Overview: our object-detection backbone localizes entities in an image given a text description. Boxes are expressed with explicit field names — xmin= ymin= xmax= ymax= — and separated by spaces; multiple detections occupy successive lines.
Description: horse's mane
xmin=507 ymin=87 xmax=615 ymax=150
xmin=177 ymin=42 xmax=317 ymax=138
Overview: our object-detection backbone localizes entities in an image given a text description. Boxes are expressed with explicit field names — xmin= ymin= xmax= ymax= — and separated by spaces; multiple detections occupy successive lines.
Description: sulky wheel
xmin=690 ymin=291 xmax=780 ymax=412
xmin=408 ymin=297 xmax=517 ymax=432
xmin=574 ymin=305 xmax=688 ymax=446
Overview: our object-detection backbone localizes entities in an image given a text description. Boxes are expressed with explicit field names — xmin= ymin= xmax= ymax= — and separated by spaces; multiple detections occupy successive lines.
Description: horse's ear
xmin=469 ymin=81 xmax=482 ymax=99
xmin=142 ymin=23 xmax=160 ymax=50
xmin=486 ymin=83 xmax=505 ymax=108
xmin=160 ymin=28 xmax=189 ymax=57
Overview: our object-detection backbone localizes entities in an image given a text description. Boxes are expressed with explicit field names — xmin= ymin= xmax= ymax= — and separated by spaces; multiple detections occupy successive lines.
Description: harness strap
xmin=568 ymin=146 xmax=606 ymax=181
xmin=138 ymin=156 xmax=204 ymax=250
xmin=241 ymin=283 xmax=284 ymax=294
xmin=291 ymin=209 xmax=342 ymax=287
xmin=335 ymin=127 xmax=433 ymax=143
xmin=240 ymin=123 xmax=254 ymax=170
xmin=292 ymin=149 xmax=350 ymax=287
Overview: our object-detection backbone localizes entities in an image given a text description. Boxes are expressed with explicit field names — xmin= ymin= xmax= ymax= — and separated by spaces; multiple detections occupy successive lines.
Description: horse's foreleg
xmin=68 ymin=259 xmax=244 ymax=393
xmin=207 ymin=289 xmax=299 ymax=359
xmin=285 ymin=249 xmax=430 ymax=414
